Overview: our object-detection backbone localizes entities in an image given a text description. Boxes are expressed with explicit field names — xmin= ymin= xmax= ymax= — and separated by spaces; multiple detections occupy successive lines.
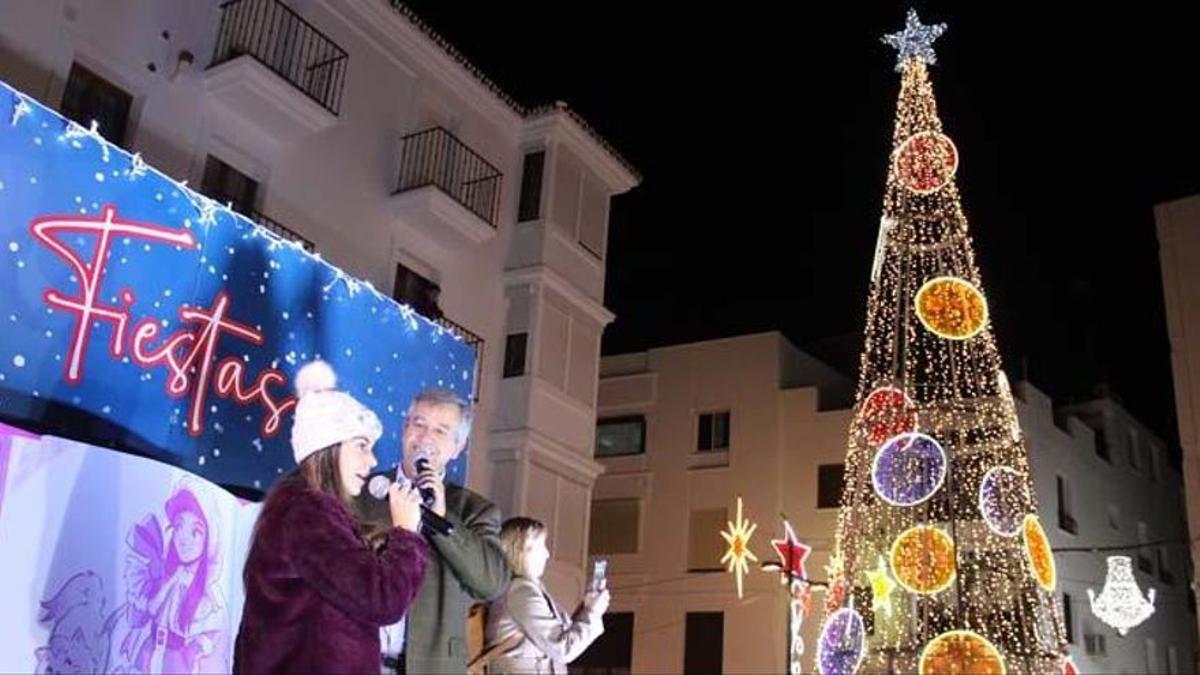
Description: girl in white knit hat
xmin=234 ymin=360 xmax=429 ymax=674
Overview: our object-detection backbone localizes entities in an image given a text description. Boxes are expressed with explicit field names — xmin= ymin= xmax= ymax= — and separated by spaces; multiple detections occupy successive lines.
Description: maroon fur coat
xmin=233 ymin=476 xmax=428 ymax=674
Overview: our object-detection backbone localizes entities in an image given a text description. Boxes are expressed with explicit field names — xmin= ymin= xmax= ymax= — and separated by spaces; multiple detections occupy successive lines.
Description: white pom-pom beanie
xmin=290 ymin=360 xmax=382 ymax=464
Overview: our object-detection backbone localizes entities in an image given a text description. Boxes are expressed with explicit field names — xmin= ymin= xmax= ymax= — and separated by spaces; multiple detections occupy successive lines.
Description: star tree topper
xmin=881 ymin=9 xmax=947 ymax=72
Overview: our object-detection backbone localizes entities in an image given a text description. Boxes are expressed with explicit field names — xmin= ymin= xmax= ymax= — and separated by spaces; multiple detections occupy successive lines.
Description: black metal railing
xmin=395 ymin=127 xmax=501 ymax=228
xmin=433 ymin=315 xmax=484 ymax=402
xmin=252 ymin=210 xmax=315 ymax=252
xmin=211 ymin=0 xmax=348 ymax=115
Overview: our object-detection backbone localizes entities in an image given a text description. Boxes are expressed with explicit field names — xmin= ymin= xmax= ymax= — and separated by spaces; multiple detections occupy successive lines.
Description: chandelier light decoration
xmin=1087 ymin=555 xmax=1156 ymax=635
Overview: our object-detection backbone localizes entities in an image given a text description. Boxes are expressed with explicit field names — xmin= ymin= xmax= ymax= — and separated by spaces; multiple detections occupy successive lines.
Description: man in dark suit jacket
xmin=357 ymin=388 xmax=509 ymax=674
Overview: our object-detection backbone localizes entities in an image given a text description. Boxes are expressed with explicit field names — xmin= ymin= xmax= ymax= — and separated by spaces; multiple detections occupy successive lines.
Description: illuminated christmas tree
xmin=816 ymin=11 xmax=1069 ymax=675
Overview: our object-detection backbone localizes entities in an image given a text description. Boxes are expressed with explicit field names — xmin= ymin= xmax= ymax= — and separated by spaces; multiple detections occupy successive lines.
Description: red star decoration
xmin=771 ymin=521 xmax=812 ymax=581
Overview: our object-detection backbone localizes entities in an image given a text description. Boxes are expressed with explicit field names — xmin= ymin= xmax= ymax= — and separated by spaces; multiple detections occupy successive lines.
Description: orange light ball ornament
xmin=889 ymin=525 xmax=956 ymax=594
xmin=1023 ymin=515 xmax=1056 ymax=591
xmin=918 ymin=630 xmax=1006 ymax=675
xmin=914 ymin=276 xmax=988 ymax=340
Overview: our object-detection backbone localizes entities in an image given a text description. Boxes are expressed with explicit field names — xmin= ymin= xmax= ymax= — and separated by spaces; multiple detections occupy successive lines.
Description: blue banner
xmin=0 ymin=80 xmax=476 ymax=490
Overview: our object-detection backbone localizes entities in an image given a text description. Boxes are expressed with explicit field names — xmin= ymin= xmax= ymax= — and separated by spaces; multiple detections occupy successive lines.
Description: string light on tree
xmin=720 ymin=496 xmax=758 ymax=599
xmin=819 ymin=8 xmax=1069 ymax=672
xmin=1088 ymin=555 xmax=1156 ymax=635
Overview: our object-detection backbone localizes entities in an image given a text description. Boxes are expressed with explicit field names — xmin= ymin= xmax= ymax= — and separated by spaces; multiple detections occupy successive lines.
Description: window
xmin=596 ymin=416 xmax=646 ymax=458
xmin=1057 ymin=476 xmax=1077 ymax=534
xmin=1094 ymin=428 xmax=1111 ymax=462
xmin=688 ymin=508 xmax=728 ymax=572
xmin=200 ymin=155 xmax=258 ymax=216
xmin=1137 ymin=522 xmax=1154 ymax=574
xmin=683 ymin=612 xmax=723 ymax=674
xmin=1147 ymin=638 xmax=1162 ymax=674
xmin=1063 ymin=593 xmax=1075 ymax=644
xmin=697 ymin=412 xmax=730 ymax=452
xmin=1084 ymin=632 xmax=1107 ymax=656
xmin=1107 ymin=504 xmax=1120 ymax=530
xmin=569 ymin=612 xmax=633 ymax=675
xmin=503 ymin=333 xmax=527 ymax=378
xmin=517 ymin=151 xmax=545 ymax=222
xmin=818 ymin=464 xmax=846 ymax=509
xmin=392 ymin=262 xmax=441 ymax=319
xmin=60 ymin=62 xmax=132 ymax=146
xmin=1159 ymin=548 xmax=1174 ymax=584
xmin=1129 ymin=429 xmax=1145 ymax=470
xmin=589 ymin=500 xmax=640 ymax=555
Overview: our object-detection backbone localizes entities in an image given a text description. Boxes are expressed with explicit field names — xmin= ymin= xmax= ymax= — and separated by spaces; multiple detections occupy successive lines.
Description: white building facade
xmin=0 ymin=0 xmax=638 ymax=598
xmin=588 ymin=332 xmax=1196 ymax=674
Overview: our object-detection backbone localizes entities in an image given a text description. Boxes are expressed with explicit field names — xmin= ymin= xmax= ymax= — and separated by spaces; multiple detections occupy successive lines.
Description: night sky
xmin=402 ymin=2 xmax=1200 ymax=449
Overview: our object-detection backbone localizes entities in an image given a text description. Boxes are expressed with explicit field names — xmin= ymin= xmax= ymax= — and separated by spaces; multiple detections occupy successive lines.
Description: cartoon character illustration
xmin=110 ymin=478 xmax=229 ymax=673
xmin=34 ymin=571 xmax=120 ymax=674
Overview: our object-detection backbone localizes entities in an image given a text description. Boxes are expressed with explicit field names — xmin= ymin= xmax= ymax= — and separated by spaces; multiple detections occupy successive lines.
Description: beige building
xmin=584 ymin=332 xmax=1195 ymax=674
xmin=1157 ymin=194 xmax=1200 ymax=648
xmin=0 ymin=0 xmax=638 ymax=599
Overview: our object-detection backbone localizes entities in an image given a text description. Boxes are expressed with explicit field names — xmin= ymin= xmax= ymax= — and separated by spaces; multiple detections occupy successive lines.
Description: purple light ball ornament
xmin=817 ymin=607 xmax=866 ymax=675
xmin=871 ymin=432 xmax=947 ymax=507
xmin=978 ymin=466 xmax=1027 ymax=536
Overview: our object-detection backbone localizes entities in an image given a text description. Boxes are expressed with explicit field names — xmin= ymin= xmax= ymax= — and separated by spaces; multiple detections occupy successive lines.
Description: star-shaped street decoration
xmin=771 ymin=520 xmax=813 ymax=582
xmin=882 ymin=9 xmax=947 ymax=72
xmin=720 ymin=497 xmax=759 ymax=599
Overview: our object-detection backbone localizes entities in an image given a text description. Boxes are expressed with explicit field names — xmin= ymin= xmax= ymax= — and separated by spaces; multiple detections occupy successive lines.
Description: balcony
xmin=391 ymin=127 xmax=501 ymax=248
xmin=432 ymin=315 xmax=484 ymax=402
xmin=251 ymin=210 xmax=315 ymax=252
xmin=205 ymin=0 xmax=347 ymax=155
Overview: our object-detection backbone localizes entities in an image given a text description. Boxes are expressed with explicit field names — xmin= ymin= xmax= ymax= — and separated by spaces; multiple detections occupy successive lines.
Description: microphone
xmin=368 ymin=474 xmax=454 ymax=536
xmin=414 ymin=450 xmax=437 ymax=507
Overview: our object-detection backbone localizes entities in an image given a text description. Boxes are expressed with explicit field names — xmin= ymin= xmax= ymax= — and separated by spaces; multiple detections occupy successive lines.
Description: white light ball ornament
xmin=871 ymin=432 xmax=947 ymax=507
xmin=977 ymin=466 xmax=1027 ymax=536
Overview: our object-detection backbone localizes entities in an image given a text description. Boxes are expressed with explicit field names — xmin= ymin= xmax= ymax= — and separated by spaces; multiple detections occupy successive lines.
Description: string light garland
xmin=820 ymin=8 xmax=1068 ymax=673
xmin=1087 ymin=555 xmax=1156 ymax=635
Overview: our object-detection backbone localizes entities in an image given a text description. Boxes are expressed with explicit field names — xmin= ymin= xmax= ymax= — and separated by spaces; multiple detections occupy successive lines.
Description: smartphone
xmin=590 ymin=559 xmax=608 ymax=593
